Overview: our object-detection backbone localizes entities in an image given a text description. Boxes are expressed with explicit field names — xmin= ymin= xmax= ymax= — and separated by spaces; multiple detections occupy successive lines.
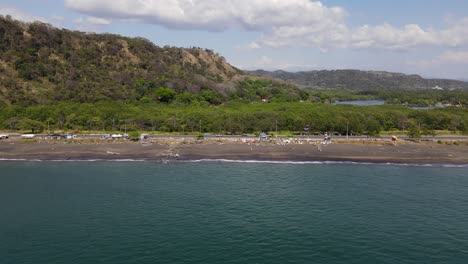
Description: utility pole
xmin=199 ymin=119 xmax=202 ymax=133
xmin=275 ymin=119 xmax=278 ymax=137
xmin=346 ymin=121 xmax=349 ymax=140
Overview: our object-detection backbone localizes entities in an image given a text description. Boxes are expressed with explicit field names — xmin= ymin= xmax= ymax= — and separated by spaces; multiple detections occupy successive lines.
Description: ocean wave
xmin=0 ymin=158 xmax=147 ymax=162
xmin=0 ymin=158 xmax=466 ymax=167
xmin=181 ymin=159 xmax=468 ymax=168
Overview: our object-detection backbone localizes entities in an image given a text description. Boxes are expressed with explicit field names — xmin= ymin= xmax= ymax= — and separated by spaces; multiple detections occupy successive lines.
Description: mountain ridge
xmin=248 ymin=69 xmax=468 ymax=90
xmin=1 ymin=15 xmax=467 ymax=108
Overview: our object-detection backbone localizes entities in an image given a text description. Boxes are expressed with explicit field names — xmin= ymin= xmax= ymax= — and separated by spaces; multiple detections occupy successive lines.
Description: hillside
xmin=249 ymin=69 xmax=468 ymax=91
xmin=0 ymin=16 xmax=249 ymax=105
xmin=2 ymin=16 xmax=467 ymax=108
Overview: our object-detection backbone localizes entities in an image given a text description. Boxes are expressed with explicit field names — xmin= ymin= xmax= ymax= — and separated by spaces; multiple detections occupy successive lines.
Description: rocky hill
xmin=249 ymin=69 xmax=468 ymax=91
xmin=0 ymin=16 xmax=247 ymax=105
xmin=2 ymin=16 xmax=466 ymax=107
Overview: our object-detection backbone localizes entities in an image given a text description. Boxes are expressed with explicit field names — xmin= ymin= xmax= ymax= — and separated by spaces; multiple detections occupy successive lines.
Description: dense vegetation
xmin=1 ymin=16 xmax=468 ymax=136
xmin=0 ymin=16 xmax=309 ymax=106
xmin=0 ymin=15 xmax=240 ymax=105
xmin=1 ymin=102 xmax=467 ymax=136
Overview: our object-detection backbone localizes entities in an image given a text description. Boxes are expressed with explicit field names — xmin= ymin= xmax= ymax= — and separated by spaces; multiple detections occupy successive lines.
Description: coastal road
xmin=3 ymin=133 xmax=468 ymax=141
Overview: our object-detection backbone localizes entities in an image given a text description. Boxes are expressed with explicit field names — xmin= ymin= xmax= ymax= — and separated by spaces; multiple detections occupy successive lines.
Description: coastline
xmin=1 ymin=138 xmax=467 ymax=165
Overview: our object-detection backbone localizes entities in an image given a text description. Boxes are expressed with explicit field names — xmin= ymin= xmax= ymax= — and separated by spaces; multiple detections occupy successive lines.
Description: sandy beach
xmin=0 ymin=138 xmax=467 ymax=164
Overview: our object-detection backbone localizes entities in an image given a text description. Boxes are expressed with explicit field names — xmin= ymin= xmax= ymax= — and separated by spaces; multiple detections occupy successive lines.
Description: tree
xmin=17 ymin=118 xmax=44 ymax=133
xmin=407 ymin=124 xmax=421 ymax=139
xmin=155 ymin=87 xmax=176 ymax=103
xmin=128 ymin=131 xmax=140 ymax=141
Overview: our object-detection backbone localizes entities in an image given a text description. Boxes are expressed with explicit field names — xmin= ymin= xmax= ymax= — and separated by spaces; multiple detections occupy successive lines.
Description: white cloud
xmin=73 ymin=16 xmax=111 ymax=32
xmin=0 ymin=7 xmax=48 ymax=23
xmin=0 ymin=7 xmax=66 ymax=27
xmin=86 ymin=16 xmax=111 ymax=25
xmin=438 ymin=51 xmax=468 ymax=64
xmin=64 ymin=0 xmax=468 ymax=51
xmin=350 ymin=19 xmax=468 ymax=50
xmin=74 ymin=16 xmax=111 ymax=25
xmin=238 ymin=55 xmax=319 ymax=71
xmin=247 ymin=42 xmax=261 ymax=50
xmin=65 ymin=0 xmax=348 ymax=48
xmin=65 ymin=0 xmax=347 ymax=31
xmin=351 ymin=24 xmax=436 ymax=50
xmin=406 ymin=50 xmax=468 ymax=71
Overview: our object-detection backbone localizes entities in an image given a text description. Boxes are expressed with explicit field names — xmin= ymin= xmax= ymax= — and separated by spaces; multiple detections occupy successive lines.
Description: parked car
xmin=46 ymin=134 xmax=66 ymax=139
xmin=0 ymin=134 xmax=9 ymax=139
xmin=111 ymin=134 xmax=123 ymax=139
xmin=21 ymin=134 xmax=36 ymax=139
xmin=65 ymin=135 xmax=76 ymax=140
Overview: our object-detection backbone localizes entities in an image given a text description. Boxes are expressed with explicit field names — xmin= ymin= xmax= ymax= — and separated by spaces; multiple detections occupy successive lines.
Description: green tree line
xmin=1 ymin=101 xmax=467 ymax=136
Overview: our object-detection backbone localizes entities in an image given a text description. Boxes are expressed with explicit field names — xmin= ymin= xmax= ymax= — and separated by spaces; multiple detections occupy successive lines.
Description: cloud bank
xmin=65 ymin=0 xmax=468 ymax=50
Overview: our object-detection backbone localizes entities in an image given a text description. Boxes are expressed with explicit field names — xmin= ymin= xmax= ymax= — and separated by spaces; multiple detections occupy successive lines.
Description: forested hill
xmin=249 ymin=69 xmax=468 ymax=90
xmin=0 ymin=16 xmax=248 ymax=105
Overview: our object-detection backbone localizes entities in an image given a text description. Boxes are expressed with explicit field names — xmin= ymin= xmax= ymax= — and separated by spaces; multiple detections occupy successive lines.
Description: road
xmin=2 ymin=133 xmax=468 ymax=141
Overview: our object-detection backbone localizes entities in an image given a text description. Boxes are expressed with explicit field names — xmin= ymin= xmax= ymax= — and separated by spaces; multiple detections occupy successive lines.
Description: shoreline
xmin=0 ymin=158 xmax=466 ymax=168
xmin=1 ymin=138 xmax=467 ymax=165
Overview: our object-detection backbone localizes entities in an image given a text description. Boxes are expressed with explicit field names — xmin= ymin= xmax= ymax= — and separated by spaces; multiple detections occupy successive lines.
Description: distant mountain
xmin=248 ymin=69 xmax=468 ymax=90
xmin=0 ymin=16 xmax=246 ymax=105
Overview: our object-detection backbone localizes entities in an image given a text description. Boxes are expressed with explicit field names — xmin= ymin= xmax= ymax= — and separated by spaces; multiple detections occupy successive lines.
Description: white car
xmin=21 ymin=134 xmax=36 ymax=139
xmin=111 ymin=134 xmax=123 ymax=139
xmin=0 ymin=134 xmax=9 ymax=139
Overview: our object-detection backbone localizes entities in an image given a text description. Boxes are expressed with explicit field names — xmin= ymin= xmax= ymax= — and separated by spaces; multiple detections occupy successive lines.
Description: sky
xmin=1 ymin=0 xmax=468 ymax=80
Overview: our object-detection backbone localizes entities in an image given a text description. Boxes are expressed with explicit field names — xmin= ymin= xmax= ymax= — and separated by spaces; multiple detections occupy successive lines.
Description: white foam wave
xmin=0 ymin=158 xmax=466 ymax=167
xmin=0 ymin=158 xmax=147 ymax=162
xmin=181 ymin=159 xmax=468 ymax=168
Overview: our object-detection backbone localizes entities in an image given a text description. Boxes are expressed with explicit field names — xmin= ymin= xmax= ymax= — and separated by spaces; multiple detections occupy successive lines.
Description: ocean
xmin=1 ymin=160 xmax=468 ymax=264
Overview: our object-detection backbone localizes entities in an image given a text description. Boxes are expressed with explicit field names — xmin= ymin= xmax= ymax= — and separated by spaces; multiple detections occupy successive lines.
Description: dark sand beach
xmin=1 ymin=138 xmax=467 ymax=164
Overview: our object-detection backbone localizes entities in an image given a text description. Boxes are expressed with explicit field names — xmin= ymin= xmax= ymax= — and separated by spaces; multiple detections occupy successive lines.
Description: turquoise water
xmin=1 ymin=161 xmax=468 ymax=264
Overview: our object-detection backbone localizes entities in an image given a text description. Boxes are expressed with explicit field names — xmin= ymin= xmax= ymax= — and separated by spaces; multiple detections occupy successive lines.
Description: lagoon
xmin=333 ymin=100 xmax=385 ymax=106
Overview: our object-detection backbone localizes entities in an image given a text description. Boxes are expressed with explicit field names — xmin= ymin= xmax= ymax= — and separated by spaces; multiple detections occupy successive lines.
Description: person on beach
xmin=323 ymin=132 xmax=331 ymax=144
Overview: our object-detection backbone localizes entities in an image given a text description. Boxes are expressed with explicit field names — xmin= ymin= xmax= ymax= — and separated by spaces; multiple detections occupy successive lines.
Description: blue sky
xmin=1 ymin=0 xmax=468 ymax=80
